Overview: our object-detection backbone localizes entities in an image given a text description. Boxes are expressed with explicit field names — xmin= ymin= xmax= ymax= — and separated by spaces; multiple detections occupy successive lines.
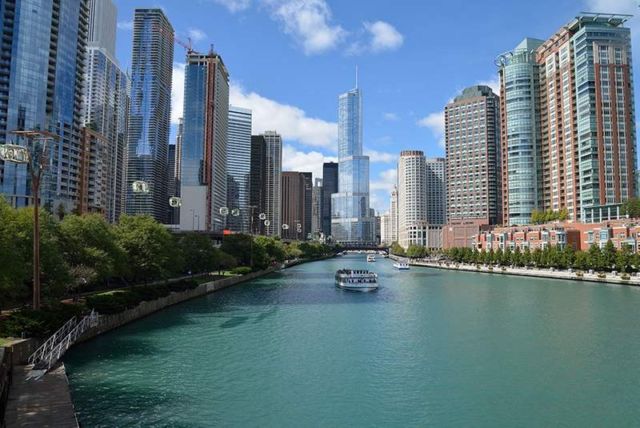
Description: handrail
xmin=28 ymin=316 xmax=78 ymax=365
xmin=34 ymin=311 xmax=99 ymax=371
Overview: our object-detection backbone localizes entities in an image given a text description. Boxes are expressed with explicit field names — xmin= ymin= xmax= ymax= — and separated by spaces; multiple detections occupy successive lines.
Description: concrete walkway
xmin=4 ymin=365 xmax=78 ymax=428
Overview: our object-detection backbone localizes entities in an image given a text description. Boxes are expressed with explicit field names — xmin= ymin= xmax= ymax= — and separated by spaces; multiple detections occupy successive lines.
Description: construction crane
xmin=152 ymin=23 xmax=195 ymax=54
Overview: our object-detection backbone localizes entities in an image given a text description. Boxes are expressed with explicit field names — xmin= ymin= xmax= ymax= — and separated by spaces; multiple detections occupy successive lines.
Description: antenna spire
xmin=355 ymin=65 xmax=359 ymax=89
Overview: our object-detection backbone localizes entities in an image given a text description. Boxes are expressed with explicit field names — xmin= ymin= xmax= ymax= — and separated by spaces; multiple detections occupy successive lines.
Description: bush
xmin=621 ymin=274 xmax=631 ymax=281
xmin=597 ymin=273 xmax=607 ymax=279
xmin=167 ymin=280 xmax=199 ymax=292
xmin=0 ymin=303 xmax=84 ymax=338
xmin=230 ymin=266 xmax=252 ymax=275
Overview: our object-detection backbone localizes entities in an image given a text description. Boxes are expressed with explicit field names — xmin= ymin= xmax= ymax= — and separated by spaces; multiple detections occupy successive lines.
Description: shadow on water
xmin=67 ymin=336 xmax=166 ymax=369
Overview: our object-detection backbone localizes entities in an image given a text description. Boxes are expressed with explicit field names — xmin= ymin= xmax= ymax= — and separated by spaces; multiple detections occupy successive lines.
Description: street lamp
xmin=0 ymin=130 xmax=57 ymax=310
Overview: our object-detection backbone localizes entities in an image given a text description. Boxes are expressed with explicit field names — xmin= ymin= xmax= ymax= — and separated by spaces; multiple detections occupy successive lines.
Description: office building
xmin=389 ymin=187 xmax=399 ymax=243
xmin=125 ymin=8 xmax=174 ymax=222
xmin=281 ymin=171 xmax=312 ymax=240
xmin=380 ymin=213 xmax=391 ymax=245
xmin=179 ymin=49 xmax=229 ymax=231
xmin=81 ymin=0 xmax=129 ymax=222
xmin=497 ymin=38 xmax=544 ymax=226
xmin=263 ymin=131 xmax=282 ymax=236
xmin=0 ymin=0 xmax=89 ymax=211
xmin=312 ymin=178 xmax=323 ymax=238
xmin=250 ymin=135 xmax=267 ymax=234
xmin=227 ymin=106 xmax=252 ymax=233
xmin=321 ymin=162 xmax=338 ymax=239
xmin=425 ymin=157 xmax=446 ymax=225
xmin=331 ymin=83 xmax=374 ymax=244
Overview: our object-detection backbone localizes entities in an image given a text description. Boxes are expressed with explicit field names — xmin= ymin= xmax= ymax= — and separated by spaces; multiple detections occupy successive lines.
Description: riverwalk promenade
xmin=401 ymin=257 xmax=640 ymax=286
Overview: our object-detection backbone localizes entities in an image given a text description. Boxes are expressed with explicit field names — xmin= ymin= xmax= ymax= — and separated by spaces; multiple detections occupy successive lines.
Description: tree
xmin=406 ymin=244 xmax=426 ymax=259
xmin=390 ymin=242 xmax=406 ymax=257
xmin=588 ymin=244 xmax=604 ymax=272
xmin=574 ymin=251 xmax=589 ymax=271
xmin=114 ymin=215 xmax=175 ymax=282
xmin=616 ymin=245 xmax=633 ymax=273
xmin=178 ymin=233 xmax=218 ymax=274
xmin=602 ymin=240 xmax=617 ymax=271
xmin=522 ymin=247 xmax=531 ymax=267
xmin=220 ymin=234 xmax=253 ymax=266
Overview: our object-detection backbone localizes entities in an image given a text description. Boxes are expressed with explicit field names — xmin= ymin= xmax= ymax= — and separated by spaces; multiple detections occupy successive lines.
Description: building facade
xmin=331 ymin=85 xmax=374 ymax=244
xmin=425 ymin=157 xmax=446 ymax=225
xmin=445 ymin=85 xmax=501 ymax=226
xmin=0 ymin=0 xmax=89 ymax=212
xmin=250 ymin=135 xmax=267 ymax=234
xmin=227 ymin=106 xmax=252 ymax=233
xmin=497 ymin=38 xmax=544 ymax=226
xmin=263 ymin=131 xmax=282 ymax=237
xmin=321 ymin=162 xmax=338 ymax=239
xmin=389 ymin=186 xmax=399 ymax=244
xmin=312 ymin=178 xmax=322 ymax=239
xmin=398 ymin=150 xmax=428 ymax=249
xmin=125 ymin=8 xmax=174 ymax=222
xmin=281 ymin=171 xmax=312 ymax=240
xmin=179 ymin=50 xmax=229 ymax=232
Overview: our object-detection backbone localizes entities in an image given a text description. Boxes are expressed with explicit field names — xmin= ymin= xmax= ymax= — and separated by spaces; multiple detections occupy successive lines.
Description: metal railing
xmin=29 ymin=310 xmax=99 ymax=371
xmin=28 ymin=316 xmax=78 ymax=365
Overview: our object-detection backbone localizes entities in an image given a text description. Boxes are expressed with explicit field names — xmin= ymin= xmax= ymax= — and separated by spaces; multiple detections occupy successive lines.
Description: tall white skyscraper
xmin=398 ymin=151 xmax=427 ymax=249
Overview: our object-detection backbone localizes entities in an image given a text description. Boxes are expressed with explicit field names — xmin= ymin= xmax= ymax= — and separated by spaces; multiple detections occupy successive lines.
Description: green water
xmin=66 ymin=255 xmax=640 ymax=427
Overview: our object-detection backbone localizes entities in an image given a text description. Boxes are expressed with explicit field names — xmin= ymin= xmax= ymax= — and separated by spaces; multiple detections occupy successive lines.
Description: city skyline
xmin=107 ymin=0 xmax=640 ymax=214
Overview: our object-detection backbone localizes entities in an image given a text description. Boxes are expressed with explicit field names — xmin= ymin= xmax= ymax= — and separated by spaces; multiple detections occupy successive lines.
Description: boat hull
xmin=336 ymin=283 xmax=378 ymax=292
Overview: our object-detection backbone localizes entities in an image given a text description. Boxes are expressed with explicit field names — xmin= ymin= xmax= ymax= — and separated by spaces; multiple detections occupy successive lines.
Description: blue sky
xmin=112 ymin=0 xmax=640 ymax=213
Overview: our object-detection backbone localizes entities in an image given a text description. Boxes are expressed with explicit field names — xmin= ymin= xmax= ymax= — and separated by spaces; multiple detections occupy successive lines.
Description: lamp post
xmin=0 ymin=130 xmax=57 ymax=310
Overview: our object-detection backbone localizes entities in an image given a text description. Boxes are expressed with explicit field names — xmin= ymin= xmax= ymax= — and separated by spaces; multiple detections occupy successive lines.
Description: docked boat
xmin=393 ymin=262 xmax=410 ymax=270
xmin=367 ymin=254 xmax=376 ymax=262
xmin=335 ymin=269 xmax=379 ymax=292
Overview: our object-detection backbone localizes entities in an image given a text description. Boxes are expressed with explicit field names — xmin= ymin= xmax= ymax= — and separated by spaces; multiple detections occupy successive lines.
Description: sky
xmin=112 ymin=0 xmax=640 ymax=213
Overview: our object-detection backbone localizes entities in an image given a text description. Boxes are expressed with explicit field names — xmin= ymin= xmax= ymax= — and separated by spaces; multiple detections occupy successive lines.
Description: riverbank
xmin=391 ymin=255 xmax=640 ymax=286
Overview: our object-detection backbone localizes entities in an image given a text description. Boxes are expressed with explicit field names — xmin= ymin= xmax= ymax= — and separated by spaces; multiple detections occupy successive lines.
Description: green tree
xmin=220 ymin=234 xmax=253 ymax=266
xmin=602 ymin=240 xmax=617 ymax=271
xmin=390 ymin=242 xmax=406 ymax=257
xmin=574 ymin=251 xmax=589 ymax=271
xmin=512 ymin=246 xmax=522 ymax=267
xmin=588 ymin=244 xmax=604 ymax=272
xmin=178 ymin=233 xmax=218 ymax=274
xmin=522 ymin=247 xmax=532 ymax=267
xmin=615 ymin=245 xmax=633 ymax=273
xmin=114 ymin=215 xmax=174 ymax=282
xmin=406 ymin=244 xmax=426 ymax=259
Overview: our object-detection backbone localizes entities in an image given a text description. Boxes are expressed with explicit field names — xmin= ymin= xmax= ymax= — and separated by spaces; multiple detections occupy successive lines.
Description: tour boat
xmin=367 ymin=254 xmax=376 ymax=262
xmin=393 ymin=262 xmax=410 ymax=270
xmin=335 ymin=269 xmax=379 ymax=292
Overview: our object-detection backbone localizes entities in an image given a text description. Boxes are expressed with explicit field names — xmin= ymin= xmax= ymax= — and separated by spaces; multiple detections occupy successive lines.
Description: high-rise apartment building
xmin=445 ymin=85 xmax=501 ymax=226
xmin=250 ymin=135 xmax=267 ymax=234
xmin=281 ymin=171 xmax=312 ymax=240
xmin=389 ymin=187 xmax=399 ymax=244
xmin=398 ymin=150 xmax=427 ymax=249
xmin=263 ymin=131 xmax=282 ymax=236
xmin=321 ymin=162 xmax=338 ymax=239
xmin=331 ymin=84 xmax=374 ymax=244
xmin=497 ymin=14 xmax=636 ymax=224
xmin=312 ymin=178 xmax=323 ymax=238
xmin=497 ymin=38 xmax=544 ymax=226
xmin=380 ymin=213 xmax=391 ymax=245
xmin=179 ymin=50 xmax=229 ymax=231
xmin=125 ymin=8 xmax=174 ymax=222
xmin=0 ymin=0 xmax=88 ymax=211
xmin=81 ymin=0 xmax=129 ymax=222
xmin=425 ymin=157 xmax=446 ymax=225
xmin=227 ymin=106 xmax=252 ymax=233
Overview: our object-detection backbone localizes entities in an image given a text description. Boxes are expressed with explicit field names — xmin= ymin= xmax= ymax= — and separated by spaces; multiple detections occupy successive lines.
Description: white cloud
xmin=208 ymin=0 xmax=252 ymax=12
xmin=417 ymin=111 xmax=445 ymax=149
xmin=263 ymin=0 xmax=347 ymax=55
xmin=171 ymin=63 xmax=186 ymax=125
xmin=584 ymin=0 xmax=640 ymax=38
xmin=188 ymin=28 xmax=207 ymax=42
xmin=370 ymin=168 xmax=397 ymax=192
xmin=364 ymin=21 xmax=404 ymax=52
xmin=365 ymin=149 xmax=397 ymax=164
xmin=282 ymin=145 xmax=337 ymax=179
xmin=117 ymin=20 xmax=133 ymax=31
xmin=383 ymin=112 xmax=399 ymax=121
xmin=230 ymin=82 xmax=337 ymax=150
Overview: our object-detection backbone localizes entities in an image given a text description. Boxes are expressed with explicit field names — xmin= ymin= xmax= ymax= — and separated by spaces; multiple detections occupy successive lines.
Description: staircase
xmin=28 ymin=310 xmax=99 ymax=372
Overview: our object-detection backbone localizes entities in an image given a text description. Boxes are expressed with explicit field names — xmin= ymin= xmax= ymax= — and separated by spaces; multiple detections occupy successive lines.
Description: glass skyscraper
xmin=179 ymin=50 xmax=229 ymax=232
xmin=125 ymin=8 xmax=174 ymax=223
xmin=331 ymin=85 xmax=374 ymax=244
xmin=227 ymin=106 xmax=252 ymax=233
xmin=0 ymin=0 xmax=88 ymax=211
xmin=497 ymin=38 xmax=543 ymax=226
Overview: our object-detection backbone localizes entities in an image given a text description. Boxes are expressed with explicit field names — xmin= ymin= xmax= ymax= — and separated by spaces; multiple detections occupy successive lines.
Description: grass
xmin=0 ymin=337 xmax=17 ymax=347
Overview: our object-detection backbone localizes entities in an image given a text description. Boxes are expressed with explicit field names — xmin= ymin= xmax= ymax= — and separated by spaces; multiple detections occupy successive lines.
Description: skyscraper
xmin=398 ymin=150 xmax=427 ymax=249
xmin=227 ymin=106 xmax=252 ymax=233
xmin=263 ymin=131 xmax=282 ymax=236
xmin=281 ymin=171 xmax=312 ymax=240
xmin=380 ymin=213 xmax=391 ymax=245
xmin=312 ymin=178 xmax=323 ymax=238
xmin=179 ymin=50 xmax=229 ymax=232
xmin=0 ymin=0 xmax=89 ymax=211
xmin=250 ymin=135 xmax=267 ymax=234
xmin=125 ymin=8 xmax=174 ymax=222
xmin=82 ymin=0 xmax=129 ymax=222
xmin=331 ymin=82 xmax=373 ymax=244
xmin=445 ymin=85 xmax=501 ymax=226
xmin=321 ymin=162 xmax=338 ymax=239
xmin=497 ymin=38 xmax=544 ymax=226
xmin=389 ymin=187 xmax=399 ymax=244
xmin=425 ymin=157 xmax=446 ymax=225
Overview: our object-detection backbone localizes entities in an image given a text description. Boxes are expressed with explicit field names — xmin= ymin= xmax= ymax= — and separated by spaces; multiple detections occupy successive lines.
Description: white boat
xmin=367 ymin=254 xmax=376 ymax=262
xmin=393 ymin=262 xmax=410 ymax=270
xmin=335 ymin=269 xmax=379 ymax=292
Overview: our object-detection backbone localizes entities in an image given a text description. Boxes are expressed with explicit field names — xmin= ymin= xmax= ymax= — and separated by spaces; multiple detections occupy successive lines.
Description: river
xmin=65 ymin=254 xmax=640 ymax=427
